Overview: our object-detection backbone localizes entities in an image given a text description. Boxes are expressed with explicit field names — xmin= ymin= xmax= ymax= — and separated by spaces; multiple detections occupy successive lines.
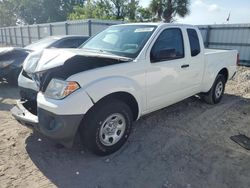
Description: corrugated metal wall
xmin=0 ymin=19 xmax=123 ymax=47
xmin=0 ymin=21 xmax=249 ymax=66
xmin=199 ymin=23 xmax=250 ymax=66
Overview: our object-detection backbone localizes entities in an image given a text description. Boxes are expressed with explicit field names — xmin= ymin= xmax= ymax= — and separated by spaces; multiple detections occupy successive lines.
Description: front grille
xmin=22 ymin=70 xmax=43 ymax=90
xmin=19 ymin=87 xmax=38 ymax=101
xmin=32 ymin=73 xmax=41 ymax=89
xmin=19 ymin=87 xmax=38 ymax=115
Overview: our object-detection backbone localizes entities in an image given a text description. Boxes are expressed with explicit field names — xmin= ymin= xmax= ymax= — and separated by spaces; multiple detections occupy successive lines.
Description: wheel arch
xmin=83 ymin=76 xmax=144 ymax=120
xmin=86 ymin=91 xmax=140 ymax=121
xmin=201 ymin=67 xmax=229 ymax=93
xmin=218 ymin=68 xmax=229 ymax=82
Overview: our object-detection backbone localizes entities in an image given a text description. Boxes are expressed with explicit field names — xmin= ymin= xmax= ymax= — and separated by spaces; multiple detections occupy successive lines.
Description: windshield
xmin=81 ymin=25 xmax=156 ymax=58
xmin=24 ymin=37 xmax=60 ymax=51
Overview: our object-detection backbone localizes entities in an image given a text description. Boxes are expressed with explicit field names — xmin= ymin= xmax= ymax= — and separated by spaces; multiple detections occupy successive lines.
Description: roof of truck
xmin=114 ymin=22 xmax=196 ymax=28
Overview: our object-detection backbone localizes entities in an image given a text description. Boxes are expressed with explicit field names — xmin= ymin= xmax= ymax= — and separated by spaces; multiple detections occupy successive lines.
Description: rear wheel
xmin=80 ymin=98 xmax=133 ymax=156
xmin=202 ymin=74 xmax=226 ymax=104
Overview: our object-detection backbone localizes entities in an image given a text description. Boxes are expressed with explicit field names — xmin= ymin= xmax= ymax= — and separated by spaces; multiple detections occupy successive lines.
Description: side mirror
xmin=151 ymin=48 xmax=176 ymax=62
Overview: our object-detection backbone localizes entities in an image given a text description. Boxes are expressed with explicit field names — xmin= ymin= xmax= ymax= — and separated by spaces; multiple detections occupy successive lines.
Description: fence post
xmin=14 ymin=27 xmax=17 ymax=46
xmin=27 ymin=26 xmax=31 ymax=44
xmin=88 ymin=19 xmax=92 ymax=36
xmin=4 ymin=28 xmax=8 ymax=45
xmin=37 ymin=25 xmax=40 ymax=40
xmin=8 ymin=28 xmax=12 ymax=45
xmin=20 ymin=26 xmax=24 ymax=47
xmin=0 ymin=29 xmax=3 ymax=44
xmin=49 ymin=24 xmax=53 ymax=36
xmin=65 ymin=22 xmax=68 ymax=35
xmin=205 ymin=26 xmax=211 ymax=48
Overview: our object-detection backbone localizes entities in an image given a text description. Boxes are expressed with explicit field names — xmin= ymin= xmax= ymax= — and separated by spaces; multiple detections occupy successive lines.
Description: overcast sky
xmin=140 ymin=0 xmax=250 ymax=25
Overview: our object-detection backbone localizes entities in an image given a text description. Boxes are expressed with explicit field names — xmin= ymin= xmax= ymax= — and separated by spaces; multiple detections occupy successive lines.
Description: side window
xmin=54 ymin=38 xmax=86 ymax=48
xmin=187 ymin=29 xmax=201 ymax=57
xmin=150 ymin=28 xmax=184 ymax=63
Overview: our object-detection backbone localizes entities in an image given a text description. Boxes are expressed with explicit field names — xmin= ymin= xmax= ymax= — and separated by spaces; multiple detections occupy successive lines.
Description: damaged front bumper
xmin=11 ymin=100 xmax=38 ymax=128
xmin=11 ymin=100 xmax=84 ymax=147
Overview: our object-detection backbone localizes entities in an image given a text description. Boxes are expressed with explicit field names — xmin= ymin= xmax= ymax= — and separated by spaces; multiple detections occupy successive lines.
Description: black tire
xmin=202 ymin=74 xmax=226 ymax=104
xmin=80 ymin=98 xmax=133 ymax=156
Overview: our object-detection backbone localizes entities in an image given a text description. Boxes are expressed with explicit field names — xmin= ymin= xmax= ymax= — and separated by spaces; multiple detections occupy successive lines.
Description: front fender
xmin=84 ymin=76 xmax=144 ymax=119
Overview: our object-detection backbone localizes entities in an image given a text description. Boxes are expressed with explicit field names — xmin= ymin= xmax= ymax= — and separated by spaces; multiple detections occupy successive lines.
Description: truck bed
xmin=204 ymin=48 xmax=234 ymax=54
xmin=201 ymin=48 xmax=237 ymax=92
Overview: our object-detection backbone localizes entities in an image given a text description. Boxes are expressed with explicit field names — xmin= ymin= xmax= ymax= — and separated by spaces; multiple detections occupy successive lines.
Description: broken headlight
xmin=44 ymin=79 xmax=80 ymax=100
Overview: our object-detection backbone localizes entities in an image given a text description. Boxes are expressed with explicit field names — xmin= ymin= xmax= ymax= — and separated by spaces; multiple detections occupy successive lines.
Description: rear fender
xmin=201 ymin=67 xmax=229 ymax=93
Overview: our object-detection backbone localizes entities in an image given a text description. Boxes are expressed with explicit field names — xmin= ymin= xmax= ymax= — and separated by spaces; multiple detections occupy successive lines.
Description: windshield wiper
xmin=83 ymin=48 xmax=114 ymax=55
xmin=83 ymin=48 xmax=133 ymax=62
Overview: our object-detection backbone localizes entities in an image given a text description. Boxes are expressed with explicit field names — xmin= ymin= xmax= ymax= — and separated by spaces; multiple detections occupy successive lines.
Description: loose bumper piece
xmin=11 ymin=100 xmax=84 ymax=147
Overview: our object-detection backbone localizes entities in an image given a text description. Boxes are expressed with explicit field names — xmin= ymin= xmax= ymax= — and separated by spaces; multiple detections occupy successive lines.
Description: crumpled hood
xmin=23 ymin=48 xmax=132 ymax=73
xmin=22 ymin=48 xmax=132 ymax=92
xmin=23 ymin=49 xmax=75 ymax=73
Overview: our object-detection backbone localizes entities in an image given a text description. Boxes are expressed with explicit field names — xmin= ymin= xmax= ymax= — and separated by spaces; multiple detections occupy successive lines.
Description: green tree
xmin=126 ymin=0 xmax=139 ymax=21
xmin=150 ymin=0 xmax=163 ymax=21
xmin=12 ymin=0 xmax=46 ymax=24
xmin=68 ymin=0 xmax=113 ymax=20
xmin=44 ymin=0 xmax=85 ymax=22
xmin=150 ymin=0 xmax=190 ymax=22
xmin=68 ymin=5 xmax=89 ymax=20
xmin=137 ymin=7 xmax=152 ymax=21
xmin=11 ymin=0 xmax=85 ymax=24
xmin=68 ymin=0 xmax=141 ymax=21
xmin=0 ymin=0 xmax=17 ymax=27
xmin=93 ymin=0 xmax=113 ymax=19
xmin=109 ymin=0 xmax=126 ymax=20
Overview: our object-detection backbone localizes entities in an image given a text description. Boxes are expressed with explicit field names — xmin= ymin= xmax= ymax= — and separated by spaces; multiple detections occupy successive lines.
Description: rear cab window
xmin=187 ymin=29 xmax=201 ymax=57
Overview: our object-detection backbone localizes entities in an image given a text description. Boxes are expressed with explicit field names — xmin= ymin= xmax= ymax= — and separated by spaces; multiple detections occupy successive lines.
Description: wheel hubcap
xmin=215 ymin=81 xmax=223 ymax=98
xmin=99 ymin=113 xmax=126 ymax=146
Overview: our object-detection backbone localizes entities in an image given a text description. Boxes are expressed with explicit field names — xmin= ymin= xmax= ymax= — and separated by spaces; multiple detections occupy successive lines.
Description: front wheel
xmin=202 ymin=74 xmax=226 ymax=104
xmin=80 ymin=98 xmax=133 ymax=156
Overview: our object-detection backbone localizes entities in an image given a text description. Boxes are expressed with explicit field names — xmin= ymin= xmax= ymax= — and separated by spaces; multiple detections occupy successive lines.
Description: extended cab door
xmin=180 ymin=28 xmax=204 ymax=94
xmin=146 ymin=27 xmax=190 ymax=112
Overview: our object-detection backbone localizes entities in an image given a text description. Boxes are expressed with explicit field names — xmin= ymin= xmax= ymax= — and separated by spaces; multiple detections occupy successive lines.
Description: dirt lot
xmin=0 ymin=67 xmax=250 ymax=188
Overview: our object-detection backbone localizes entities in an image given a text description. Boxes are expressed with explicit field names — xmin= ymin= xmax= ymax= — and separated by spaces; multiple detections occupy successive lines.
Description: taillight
xmin=236 ymin=53 xmax=240 ymax=66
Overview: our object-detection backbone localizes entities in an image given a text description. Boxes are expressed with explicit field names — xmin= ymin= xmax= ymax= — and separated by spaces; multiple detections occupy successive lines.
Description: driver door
xmin=146 ymin=28 xmax=190 ymax=112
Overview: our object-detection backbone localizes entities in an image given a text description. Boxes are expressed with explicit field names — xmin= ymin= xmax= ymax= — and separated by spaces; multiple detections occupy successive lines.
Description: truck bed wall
xmin=201 ymin=49 xmax=238 ymax=92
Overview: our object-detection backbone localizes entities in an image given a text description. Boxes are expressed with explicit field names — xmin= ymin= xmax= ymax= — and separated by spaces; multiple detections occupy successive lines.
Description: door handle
xmin=181 ymin=64 xmax=189 ymax=68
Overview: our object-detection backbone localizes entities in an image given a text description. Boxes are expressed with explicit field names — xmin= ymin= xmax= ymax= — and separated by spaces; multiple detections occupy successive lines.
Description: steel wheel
xmin=99 ymin=113 xmax=126 ymax=146
xmin=202 ymin=74 xmax=226 ymax=104
xmin=215 ymin=81 xmax=223 ymax=99
xmin=80 ymin=98 xmax=133 ymax=156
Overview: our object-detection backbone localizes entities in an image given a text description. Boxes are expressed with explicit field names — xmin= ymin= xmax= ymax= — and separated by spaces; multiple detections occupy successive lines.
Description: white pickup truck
xmin=12 ymin=23 xmax=238 ymax=156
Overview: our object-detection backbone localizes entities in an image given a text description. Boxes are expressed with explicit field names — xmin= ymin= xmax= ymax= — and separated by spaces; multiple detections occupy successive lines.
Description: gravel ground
xmin=0 ymin=67 xmax=250 ymax=188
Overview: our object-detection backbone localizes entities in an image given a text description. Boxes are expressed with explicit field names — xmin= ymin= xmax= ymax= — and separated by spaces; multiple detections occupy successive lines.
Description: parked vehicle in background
xmin=0 ymin=35 xmax=89 ymax=85
xmin=12 ymin=23 xmax=238 ymax=156
xmin=0 ymin=47 xmax=30 ymax=85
